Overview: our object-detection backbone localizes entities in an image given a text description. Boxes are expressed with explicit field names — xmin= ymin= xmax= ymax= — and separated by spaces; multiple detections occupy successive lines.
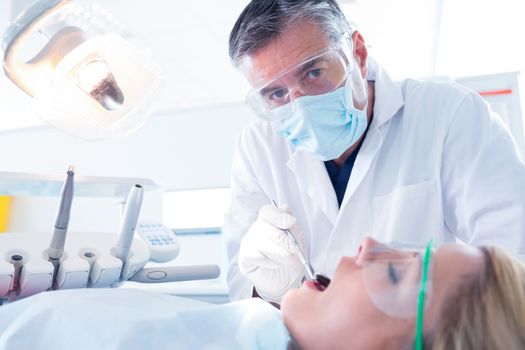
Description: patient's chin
xmin=280 ymin=289 xmax=315 ymax=349
xmin=280 ymin=288 xmax=300 ymax=319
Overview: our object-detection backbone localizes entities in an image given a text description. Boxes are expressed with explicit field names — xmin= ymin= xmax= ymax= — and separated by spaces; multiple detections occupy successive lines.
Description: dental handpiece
xmin=114 ymin=184 xmax=143 ymax=262
xmin=48 ymin=166 xmax=75 ymax=262
xmin=270 ymin=200 xmax=330 ymax=288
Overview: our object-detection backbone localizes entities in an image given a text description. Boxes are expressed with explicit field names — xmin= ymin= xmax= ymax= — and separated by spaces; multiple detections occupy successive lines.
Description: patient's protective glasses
xmin=415 ymin=240 xmax=433 ymax=350
xmin=358 ymin=240 xmax=435 ymax=320
xmin=245 ymin=38 xmax=353 ymax=121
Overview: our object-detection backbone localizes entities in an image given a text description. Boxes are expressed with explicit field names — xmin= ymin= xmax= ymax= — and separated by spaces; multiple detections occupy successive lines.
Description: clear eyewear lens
xmin=247 ymin=49 xmax=348 ymax=120
xmin=360 ymin=243 xmax=434 ymax=319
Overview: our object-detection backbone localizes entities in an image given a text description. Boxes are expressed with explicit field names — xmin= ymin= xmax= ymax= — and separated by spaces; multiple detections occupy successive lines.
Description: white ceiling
xmin=0 ymin=0 xmax=252 ymax=130
xmin=2 ymin=0 xmax=522 ymax=133
xmin=99 ymin=0 xmax=253 ymax=111
xmin=0 ymin=0 xmax=444 ymax=131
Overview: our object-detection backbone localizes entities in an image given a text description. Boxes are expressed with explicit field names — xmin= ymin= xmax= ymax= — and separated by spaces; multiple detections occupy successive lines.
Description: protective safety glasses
xmin=357 ymin=240 xmax=435 ymax=320
xmin=415 ymin=240 xmax=433 ymax=350
xmin=245 ymin=39 xmax=353 ymax=121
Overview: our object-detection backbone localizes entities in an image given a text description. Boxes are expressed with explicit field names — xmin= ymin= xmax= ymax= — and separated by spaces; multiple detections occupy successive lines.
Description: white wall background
xmin=435 ymin=0 xmax=525 ymax=78
xmin=342 ymin=0 xmax=442 ymax=79
xmin=343 ymin=0 xmax=525 ymax=79
xmin=0 ymin=102 xmax=255 ymax=190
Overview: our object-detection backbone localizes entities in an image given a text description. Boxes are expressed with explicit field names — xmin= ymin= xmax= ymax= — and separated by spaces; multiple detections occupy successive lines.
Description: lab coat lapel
xmin=286 ymin=60 xmax=403 ymax=226
xmin=287 ymin=151 xmax=339 ymax=225
xmin=340 ymin=60 xmax=404 ymax=209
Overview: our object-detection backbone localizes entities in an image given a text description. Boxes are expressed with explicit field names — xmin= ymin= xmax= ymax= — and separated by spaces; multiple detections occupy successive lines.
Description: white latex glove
xmin=238 ymin=204 xmax=306 ymax=303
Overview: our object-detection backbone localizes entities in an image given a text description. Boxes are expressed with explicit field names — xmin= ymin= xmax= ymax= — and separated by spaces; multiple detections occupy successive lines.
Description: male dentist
xmin=224 ymin=0 xmax=525 ymax=303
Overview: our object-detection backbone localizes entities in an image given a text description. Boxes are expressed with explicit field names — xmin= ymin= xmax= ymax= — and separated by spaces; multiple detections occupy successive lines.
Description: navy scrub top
xmin=324 ymin=141 xmax=364 ymax=207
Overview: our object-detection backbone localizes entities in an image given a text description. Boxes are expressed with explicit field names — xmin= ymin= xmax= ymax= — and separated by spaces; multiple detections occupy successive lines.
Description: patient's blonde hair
xmin=430 ymin=246 xmax=525 ymax=350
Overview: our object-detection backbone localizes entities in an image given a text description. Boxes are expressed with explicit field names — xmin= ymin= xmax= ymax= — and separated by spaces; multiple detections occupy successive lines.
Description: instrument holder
xmin=0 ymin=231 xmax=220 ymax=302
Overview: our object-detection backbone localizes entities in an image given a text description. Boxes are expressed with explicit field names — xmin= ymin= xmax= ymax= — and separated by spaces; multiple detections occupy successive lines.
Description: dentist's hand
xmin=238 ymin=204 xmax=306 ymax=303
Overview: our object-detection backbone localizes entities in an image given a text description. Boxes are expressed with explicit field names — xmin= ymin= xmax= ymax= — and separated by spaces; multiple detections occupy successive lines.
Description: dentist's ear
xmin=351 ymin=31 xmax=368 ymax=78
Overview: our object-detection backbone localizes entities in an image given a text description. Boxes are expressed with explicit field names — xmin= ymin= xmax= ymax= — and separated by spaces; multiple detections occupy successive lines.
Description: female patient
xmin=282 ymin=237 xmax=525 ymax=349
xmin=0 ymin=238 xmax=524 ymax=350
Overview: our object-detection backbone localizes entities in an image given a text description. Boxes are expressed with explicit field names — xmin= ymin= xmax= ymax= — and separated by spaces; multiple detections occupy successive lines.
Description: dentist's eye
xmin=307 ymin=68 xmax=321 ymax=79
xmin=388 ymin=262 xmax=399 ymax=285
xmin=271 ymin=89 xmax=286 ymax=100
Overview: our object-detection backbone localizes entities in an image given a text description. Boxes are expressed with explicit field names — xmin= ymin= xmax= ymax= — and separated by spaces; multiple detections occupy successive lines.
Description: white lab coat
xmin=223 ymin=60 xmax=525 ymax=301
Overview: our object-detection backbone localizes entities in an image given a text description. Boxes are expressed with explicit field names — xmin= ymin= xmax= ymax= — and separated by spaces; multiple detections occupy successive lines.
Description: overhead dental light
xmin=2 ymin=0 xmax=162 ymax=140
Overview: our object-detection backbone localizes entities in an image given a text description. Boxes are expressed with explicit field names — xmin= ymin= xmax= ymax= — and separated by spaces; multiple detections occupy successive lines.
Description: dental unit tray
xmin=0 ymin=231 xmax=220 ymax=302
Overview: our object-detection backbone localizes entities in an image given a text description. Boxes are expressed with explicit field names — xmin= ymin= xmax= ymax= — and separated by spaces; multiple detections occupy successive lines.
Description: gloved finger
xmin=281 ymin=203 xmax=291 ymax=214
xmin=240 ymin=227 xmax=302 ymax=271
xmin=287 ymin=223 xmax=308 ymax=255
xmin=253 ymin=218 xmax=305 ymax=257
xmin=252 ymin=266 xmax=304 ymax=302
xmin=240 ymin=250 xmax=302 ymax=275
xmin=259 ymin=204 xmax=296 ymax=230
xmin=239 ymin=246 xmax=304 ymax=302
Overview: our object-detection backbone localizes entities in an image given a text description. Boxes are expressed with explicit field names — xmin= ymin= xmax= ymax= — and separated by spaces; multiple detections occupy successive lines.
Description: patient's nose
xmin=356 ymin=237 xmax=380 ymax=266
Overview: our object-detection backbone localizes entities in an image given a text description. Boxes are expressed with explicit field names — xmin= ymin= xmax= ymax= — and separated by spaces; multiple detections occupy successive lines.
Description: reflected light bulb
xmin=76 ymin=59 xmax=124 ymax=110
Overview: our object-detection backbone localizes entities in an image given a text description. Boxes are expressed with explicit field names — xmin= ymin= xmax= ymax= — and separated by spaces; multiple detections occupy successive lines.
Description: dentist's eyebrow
xmin=258 ymin=56 xmax=330 ymax=97
xmin=260 ymin=83 xmax=286 ymax=97
xmin=294 ymin=57 xmax=322 ymax=79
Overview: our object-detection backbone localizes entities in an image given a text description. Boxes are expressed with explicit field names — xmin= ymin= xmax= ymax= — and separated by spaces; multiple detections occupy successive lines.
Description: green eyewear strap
xmin=414 ymin=239 xmax=434 ymax=350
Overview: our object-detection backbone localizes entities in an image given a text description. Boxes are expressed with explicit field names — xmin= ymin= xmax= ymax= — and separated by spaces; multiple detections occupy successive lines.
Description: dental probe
xmin=270 ymin=200 xmax=331 ymax=288
xmin=48 ymin=166 xmax=75 ymax=262
xmin=114 ymin=184 xmax=143 ymax=262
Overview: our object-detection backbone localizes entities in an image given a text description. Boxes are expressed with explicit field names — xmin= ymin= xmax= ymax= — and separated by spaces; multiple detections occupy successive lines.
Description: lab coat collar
xmin=287 ymin=151 xmax=339 ymax=225
xmin=366 ymin=57 xmax=404 ymax=128
xmin=336 ymin=59 xmax=402 ymax=210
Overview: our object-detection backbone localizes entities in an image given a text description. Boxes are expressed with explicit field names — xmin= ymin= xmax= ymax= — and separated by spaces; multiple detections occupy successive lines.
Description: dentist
xmin=224 ymin=0 xmax=525 ymax=303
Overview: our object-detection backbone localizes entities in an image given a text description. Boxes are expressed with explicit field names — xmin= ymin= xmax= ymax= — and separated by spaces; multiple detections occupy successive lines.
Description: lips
xmin=305 ymin=280 xmax=326 ymax=291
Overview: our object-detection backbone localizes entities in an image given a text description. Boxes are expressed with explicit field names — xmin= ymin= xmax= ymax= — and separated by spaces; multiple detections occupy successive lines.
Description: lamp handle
xmin=2 ymin=0 xmax=86 ymax=97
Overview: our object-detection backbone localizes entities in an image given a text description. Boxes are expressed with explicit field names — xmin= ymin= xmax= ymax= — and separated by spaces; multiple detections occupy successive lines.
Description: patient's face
xmin=280 ymin=238 xmax=484 ymax=350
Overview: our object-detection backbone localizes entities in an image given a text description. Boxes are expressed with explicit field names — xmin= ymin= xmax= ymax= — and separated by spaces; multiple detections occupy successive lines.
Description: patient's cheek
xmin=281 ymin=288 xmax=310 ymax=331
xmin=280 ymin=289 xmax=313 ymax=347
xmin=280 ymin=288 xmax=299 ymax=317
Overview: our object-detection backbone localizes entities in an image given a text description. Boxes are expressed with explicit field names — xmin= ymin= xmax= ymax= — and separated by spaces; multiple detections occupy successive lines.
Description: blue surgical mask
xmin=271 ymin=79 xmax=368 ymax=161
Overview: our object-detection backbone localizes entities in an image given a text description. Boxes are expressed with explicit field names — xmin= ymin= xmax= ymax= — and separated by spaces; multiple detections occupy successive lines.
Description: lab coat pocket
xmin=372 ymin=181 xmax=438 ymax=245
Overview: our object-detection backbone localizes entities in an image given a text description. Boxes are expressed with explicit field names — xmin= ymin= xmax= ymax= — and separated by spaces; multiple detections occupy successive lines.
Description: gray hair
xmin=228 ymin=0 xmax=352 ymax=67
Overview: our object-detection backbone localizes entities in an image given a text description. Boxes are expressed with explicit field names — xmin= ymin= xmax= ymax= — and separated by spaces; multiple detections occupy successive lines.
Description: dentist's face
xmin=240 ymin=20 xmax=368 ymax=99
xmin=240 ymin=20 xmax=332 ymax=92
xmin=280 ymin=238 xmax=484 ymax=350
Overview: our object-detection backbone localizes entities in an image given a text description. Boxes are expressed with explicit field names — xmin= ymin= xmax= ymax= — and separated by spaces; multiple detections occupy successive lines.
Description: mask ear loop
xmin=414 ymin=239 xmax=434 ymax=350
xmin=340 ymin=33 xmax=367 ymax=111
